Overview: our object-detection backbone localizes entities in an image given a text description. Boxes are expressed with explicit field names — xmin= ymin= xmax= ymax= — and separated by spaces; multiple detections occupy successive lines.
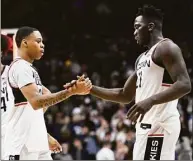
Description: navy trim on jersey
xmin=162 ymin=70 xmax=173 ymax=84
xmin=12 ymin=88 xmax=27 ymax=104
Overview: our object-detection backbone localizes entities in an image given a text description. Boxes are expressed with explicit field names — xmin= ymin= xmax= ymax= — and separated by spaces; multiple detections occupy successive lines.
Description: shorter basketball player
xmin=1 ymin=34 xmax=63 ymax=160
xmin=3 ymin=27 xmax=92 ymax=160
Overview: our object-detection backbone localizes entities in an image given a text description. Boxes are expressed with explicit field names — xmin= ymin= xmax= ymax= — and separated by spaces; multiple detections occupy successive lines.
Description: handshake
xmin=63 ymin=75 xmax=92 ymax=95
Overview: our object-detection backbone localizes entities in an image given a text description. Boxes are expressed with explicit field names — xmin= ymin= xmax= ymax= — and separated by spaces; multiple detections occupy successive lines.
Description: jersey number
xmin=1 ymin=87 xmax=9 ymax=112
xmin=136 ymin=71 xmax=142 ymax=88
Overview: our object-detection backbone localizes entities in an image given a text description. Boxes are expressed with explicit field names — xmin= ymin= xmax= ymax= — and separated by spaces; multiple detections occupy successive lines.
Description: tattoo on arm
xmin=42 ymin=86 xmax=51 ymax=113
xmin=35 ymin=90 xmax=72 ymax=109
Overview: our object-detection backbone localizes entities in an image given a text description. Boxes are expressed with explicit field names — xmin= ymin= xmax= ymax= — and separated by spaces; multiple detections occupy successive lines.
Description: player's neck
xmin=17 ymin=50 xmax=34 ymax=64
xmin=147 ymin=32 xmax=164 ymax=49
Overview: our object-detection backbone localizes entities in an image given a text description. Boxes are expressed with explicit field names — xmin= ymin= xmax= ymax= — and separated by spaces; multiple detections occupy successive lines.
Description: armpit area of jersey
xmin=12 ymin=88 xmax=27 ymax=104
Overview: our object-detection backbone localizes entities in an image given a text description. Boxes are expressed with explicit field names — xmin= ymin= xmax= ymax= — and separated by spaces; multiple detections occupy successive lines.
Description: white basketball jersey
xmin=135 ymin=39 xmax=180 ymax=126
xmin=4 ymin=58 xmax=49 ymax=156
xmin=1 ymin=65 xmax=14 ymax=137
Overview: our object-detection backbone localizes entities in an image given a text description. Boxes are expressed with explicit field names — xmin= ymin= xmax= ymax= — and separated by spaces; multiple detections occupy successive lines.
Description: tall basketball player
xmin=69 ymin=4 xmax=191 ymax=160
xmin=3 ymin=26 xmax=92 ymax=160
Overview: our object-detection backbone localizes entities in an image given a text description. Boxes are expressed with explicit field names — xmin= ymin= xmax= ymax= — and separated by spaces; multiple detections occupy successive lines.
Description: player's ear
xmin=148 ymin=22 xmax=155 ymax=31
xmin=22 ymin=39 xmax=28 ymax=48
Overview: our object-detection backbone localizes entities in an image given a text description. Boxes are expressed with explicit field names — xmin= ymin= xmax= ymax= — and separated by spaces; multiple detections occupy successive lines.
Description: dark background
xmin=2 ymin=0 xmax=193 ymax=160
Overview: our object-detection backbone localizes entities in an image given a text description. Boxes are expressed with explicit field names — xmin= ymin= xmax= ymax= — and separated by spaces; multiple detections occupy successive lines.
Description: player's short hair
xmin=136 ymin=4 xmax=164 ymax=29
xmin=15 ymin=26 xmax=38 ymax=48
xmin=1 ymin=34 xmax=13 ymax=64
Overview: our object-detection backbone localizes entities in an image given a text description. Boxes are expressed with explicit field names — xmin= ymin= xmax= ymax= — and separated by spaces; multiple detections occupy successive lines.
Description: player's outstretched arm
xmin=20 ymin=78 xmax=92 ymax=110
xmin=90 ymin=72 xmax=137 ymax=104
xmin=42 ymin=85 xmax=51 ymax=113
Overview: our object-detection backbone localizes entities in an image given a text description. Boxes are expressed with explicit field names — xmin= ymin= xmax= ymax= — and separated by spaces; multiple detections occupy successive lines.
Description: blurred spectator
xmin=115 ymin=139 xmax=129 ymax=160
xmin=96 ymin=117 xmax=110 ymax=142
xmin=96 ymin=141 xmax=115 ymax=160
xmin=54 ymin=143 xmax=73 ymax=160
xmin=81 ymin=123 xmax=99 ymax=160
xmin=71 ymin=138 xmax=87 ymax=160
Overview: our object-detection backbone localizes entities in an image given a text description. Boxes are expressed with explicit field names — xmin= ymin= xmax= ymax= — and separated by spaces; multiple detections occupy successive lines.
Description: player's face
xmin=134 ymin=16 xmax=150 ymax=46
xmin=25 ymin=31 xmax=44 ymax=60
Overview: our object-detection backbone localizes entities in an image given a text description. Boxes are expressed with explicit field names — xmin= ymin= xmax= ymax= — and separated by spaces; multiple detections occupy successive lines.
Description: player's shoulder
xmin=155 ymin=39 xmax=182 ymax=58
xmin=11 ymin=59 xmax=31 ymax=69
xmin=9 ymin=59 xmax=33 ymax=76
xmin=157 ymin=39 xmax=181 ymax=53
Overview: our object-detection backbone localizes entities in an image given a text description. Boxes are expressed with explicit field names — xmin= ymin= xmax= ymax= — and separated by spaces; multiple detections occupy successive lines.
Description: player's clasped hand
xmin=126 ymin=98 xmax=154 ymax=123
xmin=63 ymin=74 xmax=92 ymax=95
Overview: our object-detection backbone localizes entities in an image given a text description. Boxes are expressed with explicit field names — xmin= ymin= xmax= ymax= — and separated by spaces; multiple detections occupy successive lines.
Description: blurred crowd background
xmin=2 ymin=0 xmax=193 ymax=160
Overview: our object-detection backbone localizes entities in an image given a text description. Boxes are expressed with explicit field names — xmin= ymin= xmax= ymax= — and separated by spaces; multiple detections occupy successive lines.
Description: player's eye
xmin=36 ymin=38 xmax=43 ymax=43
xmin=134 ymin=25 xmax=140 ymax=29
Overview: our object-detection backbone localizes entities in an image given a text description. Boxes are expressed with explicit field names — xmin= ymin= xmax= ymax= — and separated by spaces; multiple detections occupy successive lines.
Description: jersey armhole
xmin=151 ymin=39 xmax=174 ymax=84
xmin=151 ymin=39 xmax=172 ymax=68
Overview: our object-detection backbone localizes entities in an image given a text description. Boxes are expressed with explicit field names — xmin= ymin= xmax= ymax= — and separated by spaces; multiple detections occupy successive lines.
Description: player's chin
xmin=137 ymin=40 xmax=145 ymax=46
xmin=136 ymin=39 xmax=141 ymax=45
xmin=35 ymin=55 xmax=43 ymax=60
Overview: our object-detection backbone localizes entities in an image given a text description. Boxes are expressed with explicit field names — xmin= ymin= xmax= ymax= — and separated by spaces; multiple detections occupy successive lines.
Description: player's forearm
xmin=90 ymin=86 xmax=132 ymax=104
xmin=42 ymin=86 xmax=51 ymax=113
xmin=32 ymin=90 xmax=73 ymax=110
xmin=150 ymin=80 xmax=191 ymax=105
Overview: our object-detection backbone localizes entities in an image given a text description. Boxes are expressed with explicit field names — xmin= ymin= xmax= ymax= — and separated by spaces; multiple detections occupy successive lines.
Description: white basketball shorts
xmin=133 ymin=116 xmax=181 ymax=160
xmin=4 ymin=145 xmax=52 ymax=160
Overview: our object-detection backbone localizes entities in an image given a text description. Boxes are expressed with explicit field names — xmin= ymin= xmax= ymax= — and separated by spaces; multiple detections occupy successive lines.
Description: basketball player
xmin=1 ymin=34 xmax=15 ymax=159
xmin=12 ymin=33 xmax=63 ymax=156
xmin=3 ymin=26 xmax=92 ymax=160
xmin=68 ymin=5 xmax=191 ymax=160
xmin=1 ymin=34 xmax=64 ymax=159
